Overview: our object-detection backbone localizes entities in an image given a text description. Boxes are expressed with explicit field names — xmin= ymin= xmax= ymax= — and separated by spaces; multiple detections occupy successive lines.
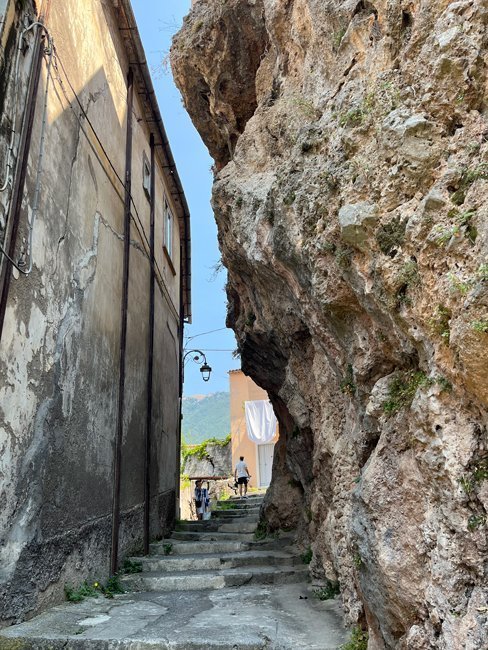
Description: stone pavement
xmin=0 ymin=494 xmax=347 ymax=649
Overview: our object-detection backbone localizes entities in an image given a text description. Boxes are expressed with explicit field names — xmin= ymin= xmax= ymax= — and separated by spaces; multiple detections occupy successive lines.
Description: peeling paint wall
xmin=0 ymin=0 xmax=184 ymax=625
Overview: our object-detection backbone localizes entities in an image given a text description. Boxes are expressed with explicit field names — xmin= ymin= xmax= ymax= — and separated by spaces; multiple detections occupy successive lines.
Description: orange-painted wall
xmin=229 ymin=370 xmax=279 ymax=488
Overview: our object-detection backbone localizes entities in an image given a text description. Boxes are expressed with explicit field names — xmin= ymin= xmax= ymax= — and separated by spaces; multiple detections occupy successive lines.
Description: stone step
xmin=224 ymin=494 xmax=264 ymax=501
xmin=212 ymin=513 xmax=260 ymax=522
xmin=0 ymin=584 xmax=347 ymax=649
xmin=218 ymin=499 xmax=263 ymax=509
xmin=150 ymin=539 xmax=250 ymax=556
xmin=122 ymin=565 xmax=309 ymax=592
xmin=176 ymin=516 xmax=258 ymax=532
xmin=211 ymin=507 xmax=261 ymax=518
xmin=176 ymin=520 xmax=220 ymax=532
xmin=131 ymin=549 xmax=302 ymax=573
xmin=217 ymin=521 xmax=257 ymax=533
xmin=169 ymin=530 xmax=256 ymax=542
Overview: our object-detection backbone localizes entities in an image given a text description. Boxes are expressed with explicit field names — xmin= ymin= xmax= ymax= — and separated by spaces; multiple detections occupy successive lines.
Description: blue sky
xmin=131 ymin=0 xmax=238 ymax=396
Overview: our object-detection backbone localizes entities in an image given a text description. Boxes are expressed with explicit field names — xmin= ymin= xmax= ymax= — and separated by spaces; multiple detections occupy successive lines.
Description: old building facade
xmin=229 ymin=370 xmax=278 ymax=489
xmin=0 ymin=0 xmax=190 ymax=625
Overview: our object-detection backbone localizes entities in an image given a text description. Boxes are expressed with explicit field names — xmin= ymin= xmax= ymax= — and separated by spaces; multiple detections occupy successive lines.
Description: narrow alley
xmin=0 ymin=494 xmax=346 ymax=648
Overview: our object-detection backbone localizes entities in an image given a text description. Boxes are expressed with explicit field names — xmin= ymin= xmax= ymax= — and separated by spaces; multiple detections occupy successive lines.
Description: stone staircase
xmin=0 ymin=492 xmax=348 ymax=648
xmin=122 ymin=493 xmax=308 ymax=593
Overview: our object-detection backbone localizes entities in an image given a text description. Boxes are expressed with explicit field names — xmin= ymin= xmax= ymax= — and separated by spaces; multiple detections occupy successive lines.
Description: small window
xmin=164 ymin=199 xmax=173 ymax=260
xmin=142 ymin=153 xmax=151 ymax=197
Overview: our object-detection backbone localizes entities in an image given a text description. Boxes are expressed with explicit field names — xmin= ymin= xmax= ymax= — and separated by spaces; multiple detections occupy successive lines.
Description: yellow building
xmin=229 ymin=370 xmax=279 ymax=489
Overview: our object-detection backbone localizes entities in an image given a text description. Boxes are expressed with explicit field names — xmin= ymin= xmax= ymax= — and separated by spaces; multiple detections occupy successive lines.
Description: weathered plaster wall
xmin=229 ymin=369 xmax=278 ymax=486
xmin=0 ymin=0 xmax=182 ymax=625
xmin=172 ymin=1 xmax=488 ymax=648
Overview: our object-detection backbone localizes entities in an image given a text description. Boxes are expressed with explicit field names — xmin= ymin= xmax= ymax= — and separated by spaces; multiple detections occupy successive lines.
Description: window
xmin=164 ymin=199 xmax=173 ymax=260
xmin=142 ymin=153 xmax=151 ymax=197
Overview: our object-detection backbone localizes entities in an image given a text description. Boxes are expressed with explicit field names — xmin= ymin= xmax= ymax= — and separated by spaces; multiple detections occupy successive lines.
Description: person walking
xmin=234 ymin=456 xmax=251 ymax=498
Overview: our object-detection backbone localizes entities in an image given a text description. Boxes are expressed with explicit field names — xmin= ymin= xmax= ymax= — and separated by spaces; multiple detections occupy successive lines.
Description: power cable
xmin=184 ymin=327 xmax=228 ymax=341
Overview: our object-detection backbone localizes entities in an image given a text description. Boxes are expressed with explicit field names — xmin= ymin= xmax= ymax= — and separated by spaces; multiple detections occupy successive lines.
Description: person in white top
xmin=234 ymin=456 xmax=251 ymax=498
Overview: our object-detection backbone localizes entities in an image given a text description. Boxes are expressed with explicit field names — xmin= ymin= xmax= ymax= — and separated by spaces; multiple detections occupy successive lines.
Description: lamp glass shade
xmin=200 ymin=363 xmax=212 ymax=382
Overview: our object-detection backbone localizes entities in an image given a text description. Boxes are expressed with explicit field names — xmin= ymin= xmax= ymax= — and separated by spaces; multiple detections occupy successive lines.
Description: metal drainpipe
xmin=176 ymin=242 xmax=185 ymax=521
xmin=110 ymin=66 xmax=134 ymax=576
xmin=0 ymin=25 xmax=44 ymax=343
xmin=143 ymin=133 xmax=155 ymax=555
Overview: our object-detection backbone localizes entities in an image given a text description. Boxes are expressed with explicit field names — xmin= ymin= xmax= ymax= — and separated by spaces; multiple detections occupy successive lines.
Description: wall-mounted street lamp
xmin=183 ymin=349 xmax=212 ymax=382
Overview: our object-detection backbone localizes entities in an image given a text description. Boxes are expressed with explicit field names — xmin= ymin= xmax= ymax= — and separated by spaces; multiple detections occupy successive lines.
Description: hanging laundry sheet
xmin=244 ymin=400 xmax=277 ymax=444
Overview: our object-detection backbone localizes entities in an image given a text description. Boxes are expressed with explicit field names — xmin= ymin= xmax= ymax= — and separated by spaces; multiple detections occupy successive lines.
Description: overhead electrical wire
xmin=184 ymin=326 xmax=228 ymax=342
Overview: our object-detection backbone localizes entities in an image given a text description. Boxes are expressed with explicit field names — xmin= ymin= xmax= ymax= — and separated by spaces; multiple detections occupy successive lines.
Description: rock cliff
xmin=171 ymin=1 xmax=488 ymax=647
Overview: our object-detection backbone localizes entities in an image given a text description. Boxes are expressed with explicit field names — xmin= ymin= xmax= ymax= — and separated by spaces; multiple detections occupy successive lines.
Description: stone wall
xmin=172 ymin=1 xmax=488 ymax=648
xmin=0 ymin=0 xmax=184 ymax=626
xmin=182 ymin=439 xmax=232 ymax=478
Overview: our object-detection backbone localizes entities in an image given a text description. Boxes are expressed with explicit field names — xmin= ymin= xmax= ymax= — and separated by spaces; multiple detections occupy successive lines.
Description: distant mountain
xmin=182 ymin=392 xmax=230 ymax=444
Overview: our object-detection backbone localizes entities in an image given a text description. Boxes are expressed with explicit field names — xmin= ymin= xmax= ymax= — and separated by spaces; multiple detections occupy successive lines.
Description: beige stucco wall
xmin=229 ymin=370 xmax=279 ymax=488
xmin=0 ymin=0 xmax=185 ymax=624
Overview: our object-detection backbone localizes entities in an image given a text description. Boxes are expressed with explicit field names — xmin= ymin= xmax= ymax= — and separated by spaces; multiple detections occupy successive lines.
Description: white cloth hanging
xmin=244 ymin=400 xmax=277 ymax=444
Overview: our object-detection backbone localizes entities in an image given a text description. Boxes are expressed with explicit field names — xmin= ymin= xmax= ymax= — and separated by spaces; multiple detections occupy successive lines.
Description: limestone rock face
xmin=172 ymin=1 xmax=488 ymax=647
xmin=182 ymin=441 xmax=232 ymax=478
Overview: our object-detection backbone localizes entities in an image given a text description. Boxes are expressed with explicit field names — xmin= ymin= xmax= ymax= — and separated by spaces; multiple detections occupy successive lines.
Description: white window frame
xmin=164 ymin=198 xmax=173 ymax=260
xmin=142 ymin=153 xmax=151 ymax=198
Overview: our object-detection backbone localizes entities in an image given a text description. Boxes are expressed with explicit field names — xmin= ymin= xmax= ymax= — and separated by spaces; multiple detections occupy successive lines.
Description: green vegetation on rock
xmin=181 ymin=433 xmax=231 ymax=466
xmin=314 ymin=580 xmax=340 ymax=600
xmin=341 ymin=627 xmax=369 ymax=650
xmin=383 ymin=371 xmax=432 ymax=415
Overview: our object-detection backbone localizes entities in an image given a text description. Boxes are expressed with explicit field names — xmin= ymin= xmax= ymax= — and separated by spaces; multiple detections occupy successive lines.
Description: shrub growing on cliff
xmin=341 ymin=627 xmax=368 ymax=650
xmin=449 ymin=164 xmax=488 ymax=206
xmin=333 ymin=28 xmax=346 ymax=50
xmin=314 ymin=580 xmax=340 ymax=600
xmin=467 ymin=514 xmax=487 ymax=531
xmin=428 ymin=305 xmax=451 ymax=344
xmin=254 ymin=520 xmax=269 ymax=540
xmin=340 ymin=364 xmax=356 ymax=396
xmin=376 ymin=216 xmax=406 ymax=255
xmin=181 ymin=434 xmax=231 ymax=471
xmin=335 ymin=246 xmax=353 ymax=269
xmin=394 ymin=261 xmax=421 ymax=308
xmin=383 ymin=371 xmax=432 ymax=415
xmin=471 ymin=319 xmax=488 ymax=333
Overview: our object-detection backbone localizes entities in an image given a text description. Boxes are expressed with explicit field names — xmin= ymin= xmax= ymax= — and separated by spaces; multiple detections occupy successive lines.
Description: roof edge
xmin=118 ymin=0 xmax=192 ymax=323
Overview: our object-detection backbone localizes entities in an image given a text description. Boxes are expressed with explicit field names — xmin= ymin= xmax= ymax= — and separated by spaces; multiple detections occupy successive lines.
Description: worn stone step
xmin=222 ymin=494 xmax=264 ymax=503
xmin=176 ymin=521 xmax=220 ymax=532
xmin=169 ymin=530 xmax=255 ymax=542
xmin=211 ymin=507 xmax=261 ymax=518
xmin=150 ymin=539 xmax=250 ymax=556
xmin=176 ymin=516 xmax=258 ymax=532
xmin=217 ymin=521 xmax=257 ymax=533
xmin=0 ymin=584 xmax=347 ymax=649
xmin=212 ymin=513 xmax=260 ymax=523
xmin=131 ymin=549 xmax=301 ymax=573
xmin=219 ymin=499 xmax=263 ymax=509
xmin=122 ymin=565 xmax=309 ymax=592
